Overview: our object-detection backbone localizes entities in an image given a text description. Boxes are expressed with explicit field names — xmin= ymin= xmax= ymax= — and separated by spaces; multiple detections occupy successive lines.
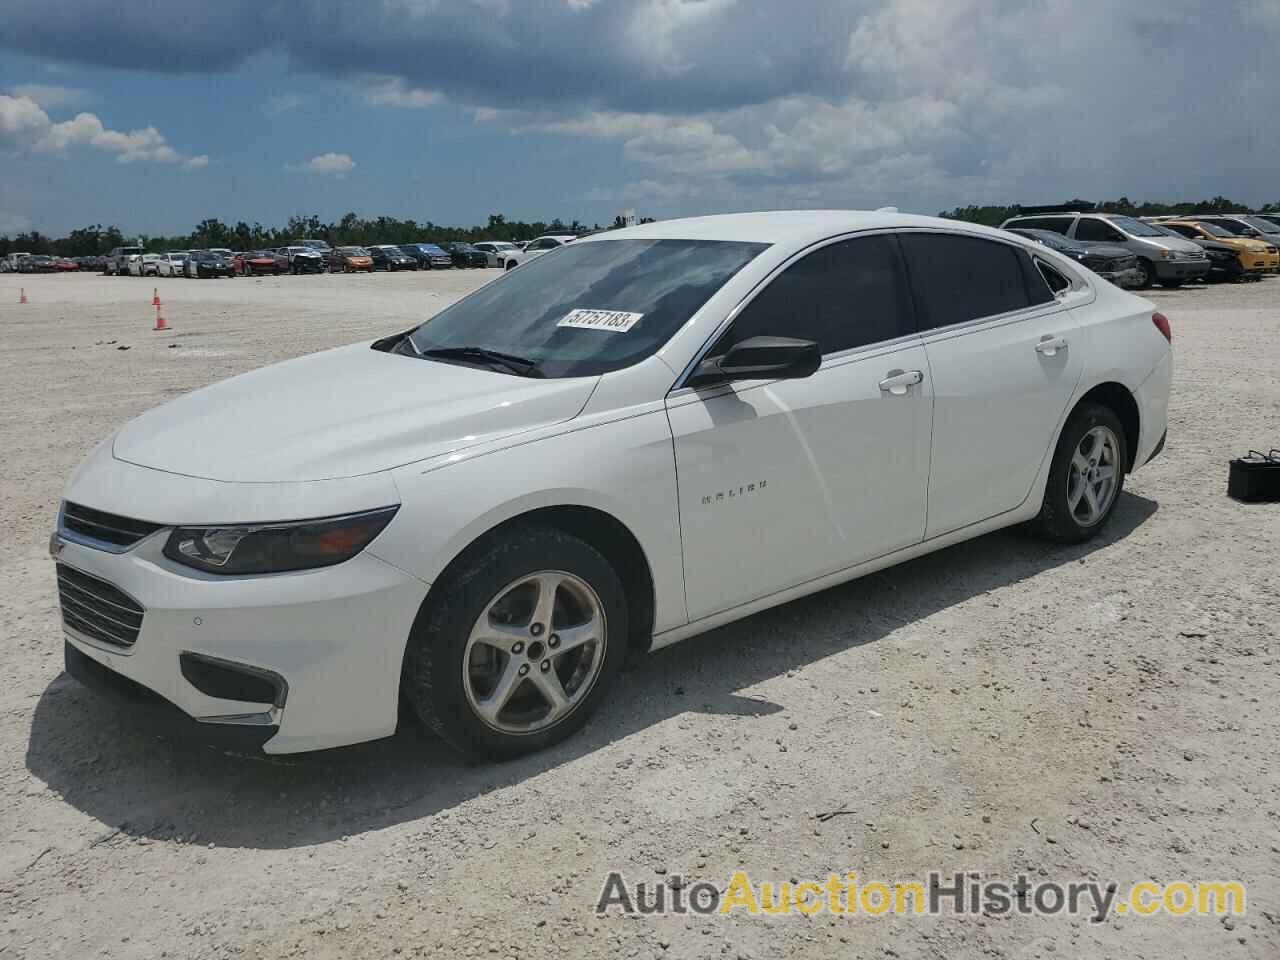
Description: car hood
xmin=112 ymin=343 xmax=598 ymax=482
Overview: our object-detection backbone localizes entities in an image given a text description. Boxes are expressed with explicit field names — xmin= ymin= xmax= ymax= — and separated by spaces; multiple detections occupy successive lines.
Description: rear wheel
xmin=402 ymin=525 xmax=627 ymax=760
xmin=1034 ymin=403 xmax=1127 ymax=543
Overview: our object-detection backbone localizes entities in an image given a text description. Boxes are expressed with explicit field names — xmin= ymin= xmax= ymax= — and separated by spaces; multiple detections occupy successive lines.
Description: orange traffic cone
xmin=152 ymin=287 xmax=161 ymax=307
xmin=153 ymin=303 xmax=168 ymax=331
xmin=19 ymin=288 xmax=28 ymax=304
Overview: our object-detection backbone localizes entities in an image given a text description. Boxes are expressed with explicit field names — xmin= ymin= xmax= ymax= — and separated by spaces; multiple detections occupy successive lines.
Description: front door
xmin=666 ymin=234 xmax=932 ymax=622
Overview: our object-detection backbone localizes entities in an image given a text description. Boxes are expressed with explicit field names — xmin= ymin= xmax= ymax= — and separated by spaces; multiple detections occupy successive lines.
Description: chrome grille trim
xmin=61 ymin=502 xmax=163 ymax=552
xmin=56 ymin=564 xmax=145 ymax=648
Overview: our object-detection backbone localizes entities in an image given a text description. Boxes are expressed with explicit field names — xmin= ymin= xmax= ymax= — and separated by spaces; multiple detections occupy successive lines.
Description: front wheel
xmin=1033 ymin=403 xmax=1127 ymax=543
xmin=1134 ymin=259 xmax=1156 ymax=290
xmin=402 ymin=525 xmax=628 ymax=760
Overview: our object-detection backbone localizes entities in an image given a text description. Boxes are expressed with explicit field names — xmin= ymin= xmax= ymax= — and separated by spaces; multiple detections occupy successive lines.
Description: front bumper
xmin=54 ymin=450 xmax=429 ymax=753
xmin=1099 ymin=266 xmax=1146 ymax=289
xmin=65 ymin=641 xmax=279 ymax=750
xmin=1153 ymin=258 xmax=1211 ymax=281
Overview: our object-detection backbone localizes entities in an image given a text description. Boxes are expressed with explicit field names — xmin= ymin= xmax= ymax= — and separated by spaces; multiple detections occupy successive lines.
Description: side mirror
xmin=691 ymin=336 xmax=821 ymax=387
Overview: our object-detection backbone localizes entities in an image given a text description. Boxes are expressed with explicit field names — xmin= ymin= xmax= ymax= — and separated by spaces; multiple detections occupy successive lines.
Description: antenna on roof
xmin=875 ymin=206 xmax=899 ymax=213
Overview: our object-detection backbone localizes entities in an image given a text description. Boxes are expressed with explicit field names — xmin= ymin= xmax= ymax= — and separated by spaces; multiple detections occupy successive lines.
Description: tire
xmin=1034 ymin=402 xmax=1127 ymax=543
xmin=402 ymin=524 xmax=628 ymax=761
xmin=1134 ymin=259 xmax=1155 ymax=290
xmin=505 ymin=260 xmax=517 ymax=271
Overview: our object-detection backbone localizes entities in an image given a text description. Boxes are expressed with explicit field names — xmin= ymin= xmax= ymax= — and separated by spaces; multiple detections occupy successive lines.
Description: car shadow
xmin=25 ymin=493 xmax=1157 ymax=849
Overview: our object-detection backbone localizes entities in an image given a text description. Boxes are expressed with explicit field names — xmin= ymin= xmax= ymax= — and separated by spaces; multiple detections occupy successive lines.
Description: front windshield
xmin=1211 ymin=219 xmax=1249 ymax=235
xmin=422 ymin=245 xmax=445 ymax=254
xmin=1193 ymin=221 xmax=1233 ymax=238
xmin=342 ymin=247 xmax=370 ymax=256
xmin=407 ymin=238 xmax=767 ymax=378
xmin=1109 ymin=216 xmax=1165 ymax=237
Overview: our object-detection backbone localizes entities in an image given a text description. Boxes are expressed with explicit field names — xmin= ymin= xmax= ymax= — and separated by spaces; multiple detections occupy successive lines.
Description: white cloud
xmin=0 ymin=94 xmax=206 ymax=166
xmin=290 ymin=152 xmax=356 ymax=176
xmin=8 ymin=84 xmax=87 ymax=108
xmin=359 ymin=76 xmax=442 ymax=109
xmin=185 ymin=154 xmax=209 ymax=169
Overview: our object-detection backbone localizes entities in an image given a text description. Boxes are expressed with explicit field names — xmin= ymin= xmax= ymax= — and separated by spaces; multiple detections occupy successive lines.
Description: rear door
xmin=667 ymin=233 xmax=932 ymax=620
xmin=899 ymin=231 xmax=1083 ymax=539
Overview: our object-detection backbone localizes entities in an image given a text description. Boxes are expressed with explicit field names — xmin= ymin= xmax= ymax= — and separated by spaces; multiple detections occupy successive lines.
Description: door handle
xmin=878 ymin=369 xmax=924 ymax=396
xmin=1035 ymin=335 xmax=1069 ymax=357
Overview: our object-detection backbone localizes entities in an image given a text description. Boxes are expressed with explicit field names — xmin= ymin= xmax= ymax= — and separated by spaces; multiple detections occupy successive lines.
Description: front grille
xmin=56 ymin=564 xmax=145 ymax=648
xmin=62 ymin=502 xmax=163 ymax=548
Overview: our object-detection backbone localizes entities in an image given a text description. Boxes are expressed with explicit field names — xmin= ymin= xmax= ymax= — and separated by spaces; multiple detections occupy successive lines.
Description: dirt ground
xmin=1 ymin=269 xmax=1277 ymax=960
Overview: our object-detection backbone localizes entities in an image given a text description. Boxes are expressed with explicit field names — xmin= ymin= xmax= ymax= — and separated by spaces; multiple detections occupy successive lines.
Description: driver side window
xmin=711 ymin=235 xmax=915 ymax=358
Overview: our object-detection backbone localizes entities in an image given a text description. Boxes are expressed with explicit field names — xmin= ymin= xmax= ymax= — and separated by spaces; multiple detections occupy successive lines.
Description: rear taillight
xmin=1152 ymin=312 xmax=1172 ymax=343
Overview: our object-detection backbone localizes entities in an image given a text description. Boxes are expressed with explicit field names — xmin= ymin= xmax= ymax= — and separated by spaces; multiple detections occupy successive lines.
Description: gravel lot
xmin=1 ymin=270 xmax=1278 ymax=959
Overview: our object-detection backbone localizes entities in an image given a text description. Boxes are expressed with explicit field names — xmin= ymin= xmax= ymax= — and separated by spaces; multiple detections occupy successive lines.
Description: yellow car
xmin=1161 ymin=220 xmax=1279 ymax=279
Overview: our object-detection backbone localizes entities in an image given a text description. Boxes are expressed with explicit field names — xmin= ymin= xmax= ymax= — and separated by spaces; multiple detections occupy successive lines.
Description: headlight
xmin=163 ymin=507 xmax=398 ymax=575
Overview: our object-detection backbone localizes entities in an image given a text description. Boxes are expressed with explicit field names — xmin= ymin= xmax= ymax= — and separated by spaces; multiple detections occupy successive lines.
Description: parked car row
xmin=1000 ymin=211 xmax=1280 ymax=288
xmin=90 ymin=238 xmax=552 ymax=279
xmin=1 ymin=253 xmax=93 ymax=273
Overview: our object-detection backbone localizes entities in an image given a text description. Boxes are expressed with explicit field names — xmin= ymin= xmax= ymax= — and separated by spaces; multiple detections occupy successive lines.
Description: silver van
xmin=1000 ymin=212 xmax=1209 ymax=289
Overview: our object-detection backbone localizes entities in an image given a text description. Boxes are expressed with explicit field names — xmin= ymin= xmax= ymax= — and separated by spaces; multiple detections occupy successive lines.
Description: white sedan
xmin=498 ymin=233 xmax=576 ymax=270
xmin=53 ymin=211 xmax=1171 ymax=760
xmin=156 ymin=252 xmax=188 ymax=277
xmin=473 ymin=241 xmax=518 ymax=267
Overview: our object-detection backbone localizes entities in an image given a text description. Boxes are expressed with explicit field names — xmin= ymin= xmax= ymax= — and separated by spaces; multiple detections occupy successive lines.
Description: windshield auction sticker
xmin=557 ymin=308 xmax=645 ymax=332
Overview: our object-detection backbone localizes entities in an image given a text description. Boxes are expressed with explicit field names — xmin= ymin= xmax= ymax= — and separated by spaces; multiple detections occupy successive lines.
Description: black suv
xmin=446 ymin=242 xmax=488 ymax=268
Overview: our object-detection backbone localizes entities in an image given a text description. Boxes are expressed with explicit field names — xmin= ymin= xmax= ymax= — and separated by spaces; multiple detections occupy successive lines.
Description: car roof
xmin=587 ymin=210 xmax=1022 ymax=248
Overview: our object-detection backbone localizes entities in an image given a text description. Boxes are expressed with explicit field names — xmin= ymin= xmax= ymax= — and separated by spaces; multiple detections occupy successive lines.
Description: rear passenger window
xmin=717 ymin=235 xmax=915 ymax=356
xmin=899 ymin=233 xmax=1035 ymax=330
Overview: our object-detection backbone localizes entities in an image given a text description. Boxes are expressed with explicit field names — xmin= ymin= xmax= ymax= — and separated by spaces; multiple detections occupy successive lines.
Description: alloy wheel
xmin=462 ymin=571 xmax=607 ymax=735
xmin=1067 ymin=425 xmax=1120 ymax=526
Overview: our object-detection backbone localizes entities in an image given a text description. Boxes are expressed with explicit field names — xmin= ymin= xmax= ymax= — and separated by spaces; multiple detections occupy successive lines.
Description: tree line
xmin=0 ymin=212 xmax=652 ymax=258
xmin=7 ymin=198 xmax=1276 ymax=256
xmin=939 ymin=196 xmax=1280 ymax=227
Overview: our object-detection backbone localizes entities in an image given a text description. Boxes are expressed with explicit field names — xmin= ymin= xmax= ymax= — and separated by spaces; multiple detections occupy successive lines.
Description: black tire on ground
xmin=1134 ymin=259 xmax=1155 ymax=290
xmin=1033 ymin=402 xmax=1128 ymax=544
xmin=505 ymin=261 xmax=517 ymax=271
xmin=401 ymin=524 xmax=628 ymax=761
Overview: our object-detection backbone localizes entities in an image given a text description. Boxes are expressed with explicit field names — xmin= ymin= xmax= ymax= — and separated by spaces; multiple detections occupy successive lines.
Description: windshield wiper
xmin=419 ymin=345 xmax=543 ymax=377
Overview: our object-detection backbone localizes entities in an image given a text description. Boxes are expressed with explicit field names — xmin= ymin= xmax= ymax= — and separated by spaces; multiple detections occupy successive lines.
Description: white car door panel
xmin=666 ymin=232 xmax=931 ymax=622
xmin=899 ymin=232 xmax=1083 ymax=539
xmin=668 ymin=343 xmax=932 ymax=620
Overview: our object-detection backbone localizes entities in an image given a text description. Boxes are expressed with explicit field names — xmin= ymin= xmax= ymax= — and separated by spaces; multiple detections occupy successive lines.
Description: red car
xmin=54 ymin=258 xmax=80 ymax=271
xmin=235 ymin=251 xmax=280 ymax=276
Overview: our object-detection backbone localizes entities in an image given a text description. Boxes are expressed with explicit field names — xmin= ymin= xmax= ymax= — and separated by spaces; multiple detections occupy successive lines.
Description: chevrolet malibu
xmin=54 ymin=211 xmax=1172 ymax=760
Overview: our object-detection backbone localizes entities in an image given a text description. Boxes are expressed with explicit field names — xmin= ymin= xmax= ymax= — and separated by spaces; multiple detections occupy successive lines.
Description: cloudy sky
xmin=2 ymin=0 xmax=1278 ymax=236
